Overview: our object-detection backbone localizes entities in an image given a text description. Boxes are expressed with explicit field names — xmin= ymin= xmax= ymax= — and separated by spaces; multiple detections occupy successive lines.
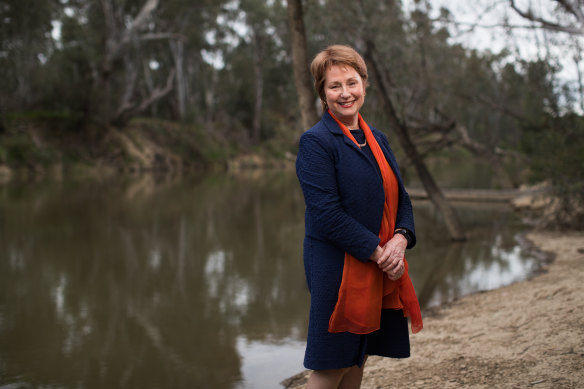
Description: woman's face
xmin=324 ymin=65 xmax=366 ymax=128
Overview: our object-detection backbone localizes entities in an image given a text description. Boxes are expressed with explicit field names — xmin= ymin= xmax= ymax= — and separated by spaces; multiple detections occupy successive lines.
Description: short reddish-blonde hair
xmin=310 ymin=45 xmax=368 ymax=111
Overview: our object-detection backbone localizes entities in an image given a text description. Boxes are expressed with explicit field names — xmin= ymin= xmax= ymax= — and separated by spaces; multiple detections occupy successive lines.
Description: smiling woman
xmin=295 ymin=45 xmax=422 ymax=389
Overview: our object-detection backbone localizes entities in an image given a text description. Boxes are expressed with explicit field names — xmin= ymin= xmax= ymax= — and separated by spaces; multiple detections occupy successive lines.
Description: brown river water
xmin=0 ymin=171 xmax=540 ymax=388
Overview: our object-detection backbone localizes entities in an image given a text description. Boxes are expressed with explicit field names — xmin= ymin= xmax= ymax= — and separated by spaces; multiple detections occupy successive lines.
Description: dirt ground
xmin=282 ymin=231 xmax=584 ymax=389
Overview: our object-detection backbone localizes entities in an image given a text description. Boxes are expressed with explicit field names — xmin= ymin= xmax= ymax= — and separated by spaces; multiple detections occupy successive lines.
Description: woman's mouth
xmin=339 ymin=100 xmax=355 ymax=108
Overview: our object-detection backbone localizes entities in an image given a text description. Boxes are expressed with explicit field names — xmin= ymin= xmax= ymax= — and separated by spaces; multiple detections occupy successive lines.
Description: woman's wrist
xmin=394 ymin=228 xmax=412 ymax=247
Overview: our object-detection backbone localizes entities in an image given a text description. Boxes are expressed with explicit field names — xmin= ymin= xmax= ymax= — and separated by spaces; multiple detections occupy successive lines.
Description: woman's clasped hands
xmin=370 ymin=234 xmax=408 ymax=280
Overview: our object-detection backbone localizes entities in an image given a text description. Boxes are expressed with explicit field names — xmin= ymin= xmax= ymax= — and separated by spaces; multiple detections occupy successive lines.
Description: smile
xmin=339 ymin=100 xmax=355 ymax=108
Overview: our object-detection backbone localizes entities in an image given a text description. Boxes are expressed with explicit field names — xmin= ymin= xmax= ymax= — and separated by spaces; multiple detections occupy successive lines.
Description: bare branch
xmin=115 ymin=60 xmax=140 ymax=118
xmin=456 ymin=124 xmax=488 ymax=154
xmin=456 ymin=124 xmax=525 ymax=161
xmin=113 ymin=69 xmax=176 ymax=126
xmin=135 ymin=68 xmax=176 ymax=113
xmin=128 ymin=0 xmax=159 ymax=36
xmin=102 ymin=0 xmax=162 ymax=74
xmin=431 ymin=0 xmax=505 ymax=40
xmin=139 ymin=32 xmax=186 ymax=42
xmin=418 ymin=137 xmax=457 ymax=158
xmin=509 ymin=0 xmax=584 ymax=35
xmin=406 ymin=112 xmax=455 ymax=135
xmin=446 ymin=20 xmax=569 ymax=33
xmin=556 ymin=0 xmax=584 ymax=22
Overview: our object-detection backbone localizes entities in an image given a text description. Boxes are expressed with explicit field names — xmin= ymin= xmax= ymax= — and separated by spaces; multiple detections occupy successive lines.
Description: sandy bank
xmin=283 ymin=231 xmax=584 ymax=388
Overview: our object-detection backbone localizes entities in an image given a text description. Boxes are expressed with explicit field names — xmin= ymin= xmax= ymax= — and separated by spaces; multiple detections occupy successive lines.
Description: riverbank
xmin=282 ymin=230 xmax=584 ymax=388
xmin=0 ymin=115 xmax=294 ymax=182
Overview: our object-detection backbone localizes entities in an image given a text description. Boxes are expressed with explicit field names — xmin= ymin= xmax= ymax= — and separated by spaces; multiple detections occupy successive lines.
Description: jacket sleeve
xmin=377 ymin=131 xmax=417 ymax=249
xmin=296 ymin=132 xmax=380 ymax=262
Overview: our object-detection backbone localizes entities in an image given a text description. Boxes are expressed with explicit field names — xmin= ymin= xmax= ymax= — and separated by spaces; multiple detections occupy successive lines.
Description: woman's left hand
xmin=375 ymin=234 xmax=407 ymax=280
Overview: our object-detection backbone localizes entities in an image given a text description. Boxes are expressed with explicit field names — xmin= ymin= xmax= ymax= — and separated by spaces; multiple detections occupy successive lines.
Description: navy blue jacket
xmin=296 ymin=111 xmax=416 ymax=369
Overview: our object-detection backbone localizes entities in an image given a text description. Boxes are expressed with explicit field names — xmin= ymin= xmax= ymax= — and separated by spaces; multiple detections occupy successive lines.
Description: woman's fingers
xmin=374 ymin=235 xmax=407 ymax=278
xmin=386 ymin=269 xmax=404 ymax=280
xmin=380 ymin=257 xmax=402 ymax=273
xmin=385 ymin=262 xmax=405 ymax=280
xmin=377 ymin=247 xmax=403 ymax=271
xmin=373 ymin=246 xmax=391 ymax=266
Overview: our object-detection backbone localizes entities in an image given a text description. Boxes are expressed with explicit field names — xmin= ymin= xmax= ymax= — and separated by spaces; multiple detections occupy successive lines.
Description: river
xmin=0 ymin=171 xmax=540 ymax=388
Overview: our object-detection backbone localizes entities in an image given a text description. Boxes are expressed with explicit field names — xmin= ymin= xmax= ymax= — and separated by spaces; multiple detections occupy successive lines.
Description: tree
xmin=241 ymin=0 xmax=271 ymax=144
xmin=97 ymin=0 xmax=180 ymax=126
xmin=364 ymin=41 xmax=467 ymax=241
xmin=286 ymin=0 xmax=319 ymax=134
xmin=159 ymin=0 xmax=227 ymax=123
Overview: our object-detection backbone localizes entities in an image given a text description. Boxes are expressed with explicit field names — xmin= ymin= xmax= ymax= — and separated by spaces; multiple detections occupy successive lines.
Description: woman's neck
xmin=338 ymin=115 xmax=359 ymax=130
xmin=327 ymin=109 xmax=360 ymax=130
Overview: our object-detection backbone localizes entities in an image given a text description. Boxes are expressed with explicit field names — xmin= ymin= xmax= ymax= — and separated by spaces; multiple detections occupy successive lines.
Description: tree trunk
xmin=142 ymin=60 xmax=157 ymax=117
xmin=204 ymin=68 xmax=218 ymax=130
xmin=575 ymin=50 xmax=584 ymax=113
xmin=170 ymin=39 xmax=187 ymax=120
xmin=252 ymin=30 xmax=264 ymax=144
xmin=286 ymin=0 xmax=319 ymax=134
xmin=364 ymin=43 xmax=467 ymax=241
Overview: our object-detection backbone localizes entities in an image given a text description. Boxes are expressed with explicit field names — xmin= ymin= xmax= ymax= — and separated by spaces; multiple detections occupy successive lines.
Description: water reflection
xmin=0 ymin=173 xmax=539 ymax=388
xmin=409 ymin=201 xmax=539 ymax=308
xmin=0 ymin=173 xmax=308 ymax=389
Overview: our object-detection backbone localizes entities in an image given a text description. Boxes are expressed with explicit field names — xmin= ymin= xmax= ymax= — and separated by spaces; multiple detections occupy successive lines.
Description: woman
xmin=296 ymin=45 xmax=423 ymax=389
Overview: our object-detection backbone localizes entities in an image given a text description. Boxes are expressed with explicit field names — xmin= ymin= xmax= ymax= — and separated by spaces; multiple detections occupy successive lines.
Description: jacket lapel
xmin=321 ymin=111 xmax=383 ymax=177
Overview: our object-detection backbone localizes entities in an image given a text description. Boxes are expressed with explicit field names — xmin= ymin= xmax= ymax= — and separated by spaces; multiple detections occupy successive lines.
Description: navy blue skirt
xmin=303 ymin=309 xmax=411 ymax=370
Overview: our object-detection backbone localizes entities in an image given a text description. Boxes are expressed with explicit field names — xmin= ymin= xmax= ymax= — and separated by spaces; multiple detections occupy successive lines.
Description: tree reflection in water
xmin=0 ymin=174 xmax=539 ymax=388
xmin=409 ymin=200 xmax=540 ymax=308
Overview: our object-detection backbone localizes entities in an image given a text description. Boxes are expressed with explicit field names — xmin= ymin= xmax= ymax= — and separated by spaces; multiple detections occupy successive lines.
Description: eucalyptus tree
xmin=155 ymin=0 xmax=226 ymax=121
xmin=240 ymin=0 xmax=271 ymax=144
xmin=287 ymin=0 xmax=320 ymax=134
xmin=31 ymin=0 xmax=225 ymax=127
xmin=94 ymin=0 xmax=180 ymax=126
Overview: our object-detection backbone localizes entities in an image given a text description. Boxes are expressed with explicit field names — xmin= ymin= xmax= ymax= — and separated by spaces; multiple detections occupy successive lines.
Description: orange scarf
xmin=328 ymin=110 xmax=423 ymax=334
